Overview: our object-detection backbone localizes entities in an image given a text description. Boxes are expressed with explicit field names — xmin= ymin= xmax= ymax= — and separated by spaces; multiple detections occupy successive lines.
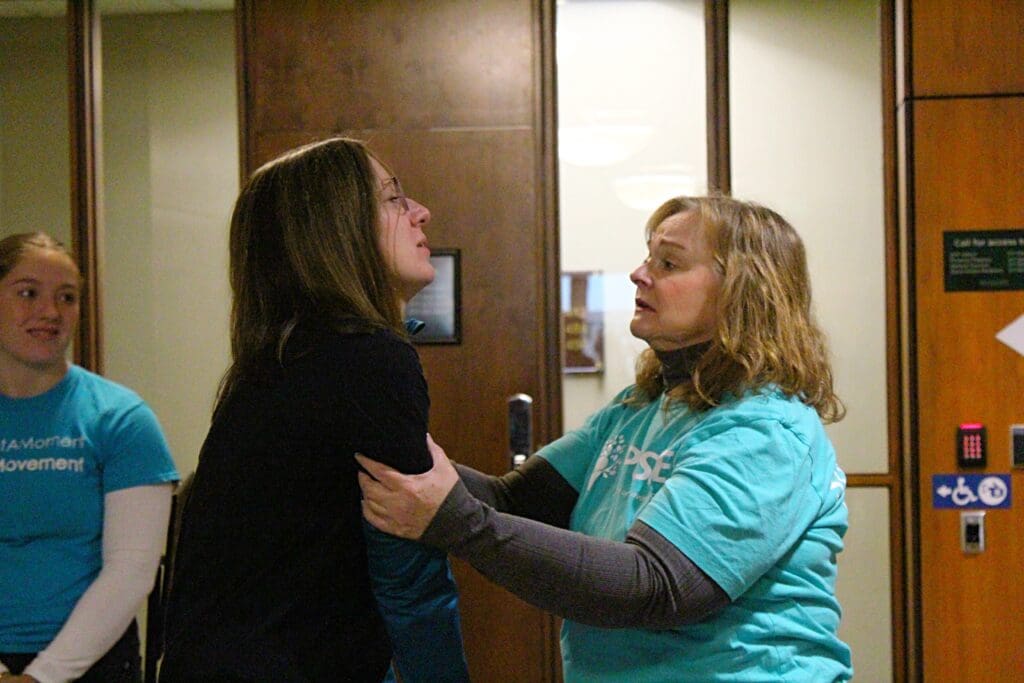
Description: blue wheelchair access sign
xmin=932 ymin=474 xmax=1012 ymax=509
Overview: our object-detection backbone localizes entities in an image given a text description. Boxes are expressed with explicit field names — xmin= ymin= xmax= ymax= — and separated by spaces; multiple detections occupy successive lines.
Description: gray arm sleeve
xmin=454 ymin=456 xmax=576 ymax=528
xmin=421 ymin=479 xmax=730 ymax=629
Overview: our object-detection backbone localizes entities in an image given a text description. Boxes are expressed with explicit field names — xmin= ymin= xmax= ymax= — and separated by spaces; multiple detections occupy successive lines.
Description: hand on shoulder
xmin=356 ymin=433 xmax=459 ymax=539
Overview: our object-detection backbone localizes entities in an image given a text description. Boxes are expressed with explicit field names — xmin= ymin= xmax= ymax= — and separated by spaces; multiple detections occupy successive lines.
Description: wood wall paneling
xmin=243 ymin=0 xmax=533 ymax=156
xmin=912 ymin=97 xmax=1024 ymax=681
xmin=704 ymin=0 xmax=730 ymax=193
xmin=910 ymin=0 xmax=1024 ymax=96
xmin=896 ymin=97 xmax=919 ymax=683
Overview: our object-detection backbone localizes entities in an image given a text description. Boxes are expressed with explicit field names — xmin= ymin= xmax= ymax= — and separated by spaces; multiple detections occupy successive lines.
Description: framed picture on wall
xmin=561 ymin=270 xmax=604 ymax=373
xmin=406 ymin=248 xmax=461 ymax=344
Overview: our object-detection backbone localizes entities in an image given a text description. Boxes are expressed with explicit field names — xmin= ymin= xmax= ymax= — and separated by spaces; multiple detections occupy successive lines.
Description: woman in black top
xmin=159 ymin=138 xmax=469 ymax=683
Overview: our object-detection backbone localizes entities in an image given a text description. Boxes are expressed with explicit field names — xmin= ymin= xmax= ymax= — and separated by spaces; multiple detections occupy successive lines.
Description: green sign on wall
xmin=944 ymin=229 xmax=1024 ymax=292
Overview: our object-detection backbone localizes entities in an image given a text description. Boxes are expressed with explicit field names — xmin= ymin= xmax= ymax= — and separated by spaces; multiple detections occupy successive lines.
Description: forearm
xmin=25 ymin=485 xmax=171 ymax=683
xmin=453 ymin=463 xmax=500 ymax=506
xmin=422 ymin=480 xmax=728 ymax=630
xmin=363 ymin=522 xmax=469 ymax=683
xmin=454 ymin=456 xmax=576 ymax=528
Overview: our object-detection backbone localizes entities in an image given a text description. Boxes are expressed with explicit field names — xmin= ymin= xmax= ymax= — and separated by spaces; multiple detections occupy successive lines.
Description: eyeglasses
xmin=382 ymin=176 xmax=410 ymax=215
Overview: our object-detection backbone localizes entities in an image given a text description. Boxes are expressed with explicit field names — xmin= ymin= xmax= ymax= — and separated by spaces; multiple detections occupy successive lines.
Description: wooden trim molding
xmin=535 ymin=2 xmax=562 ymax=677
xmin=68 ymin=0 xmax=103 ymax=373
xmin=235 ymin=0 xmax=253 ymax=178
xmin=536 ymin=0 xmax=563 ymax=450
xmin=846 ymin=473 xmax=896 ymax=488
xmin=879 ymin=1 xmax=909 ymax=681
xmin=704 ymin=0 xmax=730 ymax=194
xmin=893 ymin=0 xmax=920 ymax=679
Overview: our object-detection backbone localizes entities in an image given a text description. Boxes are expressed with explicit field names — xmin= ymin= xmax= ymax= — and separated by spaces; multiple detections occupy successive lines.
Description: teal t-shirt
xmin=0 ymin=366 xmax=179 ymax=651
xmin=538 ymin=386 xmax=852 ymax=682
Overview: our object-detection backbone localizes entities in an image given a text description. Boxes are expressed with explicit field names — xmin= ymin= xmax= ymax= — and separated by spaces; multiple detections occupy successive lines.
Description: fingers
xmin=426 ymin=436 xmax=445 ymax=465
xmin=360 ymin=496 xmax=418 ymax=539
xmin=426 ymin=433 xmax=454 ymax=469
xmin=360 ymin=498 xmax=389 ymax=533
xmin=357 ymin=472 xmax=393 ymax=525
xmin=354 ymin=453 xmax=386 ymax=480
xmin=358 ymin=478 xmax=396 ymax=534
xmin=356 ymin=470 xmax=381 ymax=498
xmin=425 ymin=432 xmax=447 ymax=459
xmin=360 ymin=492 xmax=390 ymax=521
xmin=354 ymin=445 xmax=447 ymax=541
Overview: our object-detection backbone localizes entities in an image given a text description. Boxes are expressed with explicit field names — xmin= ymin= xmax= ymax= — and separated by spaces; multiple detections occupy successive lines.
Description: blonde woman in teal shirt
xmin=359 ymin=195 xmax=853 ymax=682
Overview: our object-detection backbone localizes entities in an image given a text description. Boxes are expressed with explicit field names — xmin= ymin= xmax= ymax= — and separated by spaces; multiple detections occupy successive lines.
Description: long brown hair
xmin=631 ymin=195 xmax=845 ymax=423
xmin=220 ymin=137 xmax=405 ymax=403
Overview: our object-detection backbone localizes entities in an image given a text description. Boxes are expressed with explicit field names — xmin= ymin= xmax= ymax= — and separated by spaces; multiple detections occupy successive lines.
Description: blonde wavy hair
xmin=630 ymin=195 xmax=845 ymax=423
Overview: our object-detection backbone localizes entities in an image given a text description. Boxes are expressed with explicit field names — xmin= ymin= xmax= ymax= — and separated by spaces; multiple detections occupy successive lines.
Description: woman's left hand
xmin=356 ymin=434 xmax=460 ymax=540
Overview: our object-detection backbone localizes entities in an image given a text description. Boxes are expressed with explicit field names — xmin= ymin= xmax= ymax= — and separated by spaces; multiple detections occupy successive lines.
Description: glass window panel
xmin=557 ymin=0 xmax=706 ymax=430
xmin=0 ymin=4 xmax=70 ymax=246
xmin=99 ymin=1 xmax=237 ymax=477
xmin=730 ymin=0 xmax=888 ymax=473
xmin=837 ymin=487 xmax=894 ymax=682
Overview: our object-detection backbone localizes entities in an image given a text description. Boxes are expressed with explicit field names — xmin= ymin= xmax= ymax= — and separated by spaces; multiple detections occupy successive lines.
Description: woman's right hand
xmin=356 ymin=434 xmax=460 ymax=540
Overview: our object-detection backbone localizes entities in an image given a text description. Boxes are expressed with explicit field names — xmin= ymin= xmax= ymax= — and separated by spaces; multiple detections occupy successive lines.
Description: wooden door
xmin=238 ymin=2 xmax=562 ymax=681
xmin=903 ymin=2 xmax=1024 ymax=680
xmin=911 ymin=97 xmax=1024 ymax=682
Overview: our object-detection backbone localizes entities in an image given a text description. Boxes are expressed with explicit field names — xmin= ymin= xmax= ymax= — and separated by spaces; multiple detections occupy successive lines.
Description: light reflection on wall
xmin=557 ymin=0 xmax=706 ymax=430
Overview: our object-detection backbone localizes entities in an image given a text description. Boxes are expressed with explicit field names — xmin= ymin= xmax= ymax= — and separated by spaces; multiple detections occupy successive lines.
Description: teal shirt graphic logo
xmin=586 ymin=434 xmax=625 ymax=489
xmin=0 ymin=435 xmax=87 ymax=473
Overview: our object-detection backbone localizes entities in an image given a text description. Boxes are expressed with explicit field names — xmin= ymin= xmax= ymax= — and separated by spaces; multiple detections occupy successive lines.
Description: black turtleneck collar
xmin=655 ymin=341 xmax=711 ymax=390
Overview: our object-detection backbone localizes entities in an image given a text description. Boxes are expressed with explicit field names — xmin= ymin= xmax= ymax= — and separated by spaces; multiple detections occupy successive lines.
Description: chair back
xmin=144 ymin=471 xmax=195 ymax=683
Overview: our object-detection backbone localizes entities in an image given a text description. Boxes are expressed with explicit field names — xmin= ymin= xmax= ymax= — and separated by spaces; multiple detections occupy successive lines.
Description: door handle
xmin=507 ymin=393 xmax=533 ymax=470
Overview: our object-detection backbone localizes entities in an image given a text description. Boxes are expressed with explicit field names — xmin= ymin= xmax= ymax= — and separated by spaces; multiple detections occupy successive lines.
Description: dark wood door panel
xmin=243 ymin=0 xmax=535 ymax=135
xmin=912 ymin=99 xmax=1024 ymax=231
xmin=450 ymin=562 xmax=556 ymax=682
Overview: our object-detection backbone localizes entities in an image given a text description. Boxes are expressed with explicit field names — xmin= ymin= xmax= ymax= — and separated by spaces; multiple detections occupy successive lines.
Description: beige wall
xmin=100 ymin=11 xmax=237 ymax=479
xmin=0 ymin=16 xmax=71 ymax=246
xmin=729 ymin=4 xmax=890 ymax=676
xmin=1 ymin=12 xmax=235 ymax=478
xmin=559 ymin=0 xmax=707 ymax=429
xmin=730 ymin=0 xmax=888 ymax=475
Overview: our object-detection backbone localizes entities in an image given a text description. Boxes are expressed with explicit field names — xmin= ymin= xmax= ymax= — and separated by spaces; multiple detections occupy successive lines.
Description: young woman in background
xmin=0 ymin=232 xmax=178 ymax=683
